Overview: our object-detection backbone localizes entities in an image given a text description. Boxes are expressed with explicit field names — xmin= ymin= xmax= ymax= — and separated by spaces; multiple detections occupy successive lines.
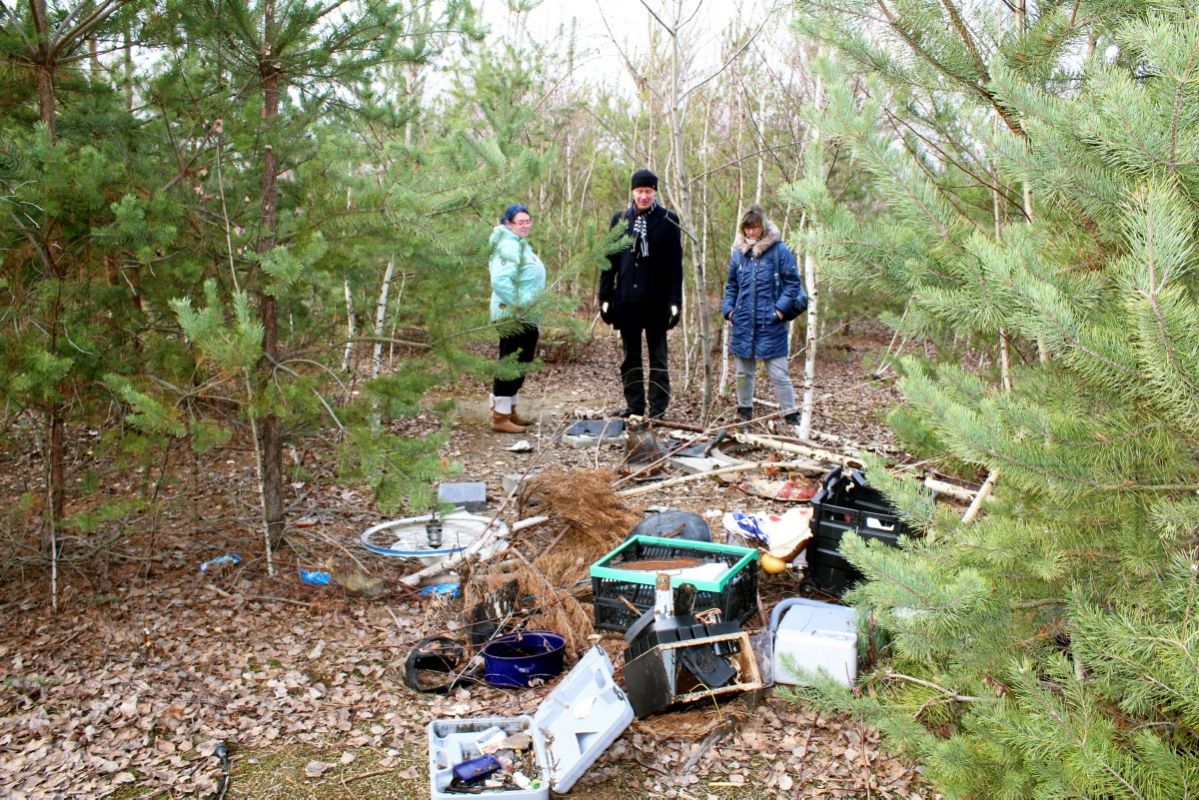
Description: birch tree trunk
xmin=373 ymin=257 xmax=396 ymax=379
xmin=798 ymin=207 xmax=819 ymax=439
xmin=718 ymin=76 xmax=748 ymax=400
xmin=341 ymin=280 xmax=355 ymax=372
xmin=797 ymin=70 xmax=826 ymax=440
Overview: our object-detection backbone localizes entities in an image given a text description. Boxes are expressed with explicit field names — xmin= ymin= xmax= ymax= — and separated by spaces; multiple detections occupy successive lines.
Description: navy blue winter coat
xmin=720 ymin=223 xmax=807 ymax=360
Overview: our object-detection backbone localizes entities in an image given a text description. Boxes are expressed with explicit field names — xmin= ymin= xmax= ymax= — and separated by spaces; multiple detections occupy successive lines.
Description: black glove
xmin=600 ymin=301 xmax=615 ymax=325
xmin=667 ymin=304 xmax=680 ymax=330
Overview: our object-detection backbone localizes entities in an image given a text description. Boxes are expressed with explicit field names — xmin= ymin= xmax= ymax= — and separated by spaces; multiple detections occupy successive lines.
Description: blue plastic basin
xmin=481 ymin=631 xmax=566 ymax=688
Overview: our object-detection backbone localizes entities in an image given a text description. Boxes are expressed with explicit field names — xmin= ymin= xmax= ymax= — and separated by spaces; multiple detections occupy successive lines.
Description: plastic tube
xmin=768 ymin=597 xmax=809 ymax=641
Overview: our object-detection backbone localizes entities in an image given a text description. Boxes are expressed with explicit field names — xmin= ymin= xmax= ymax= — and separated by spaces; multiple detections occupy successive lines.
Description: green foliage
xmin=171 ymin=283 xmax=264 ymax=373
xmin=66 ymin=498 xmax=148 ymax=535
xmin=792 ymin=1 xmax=1199 ymax=796
xmin=338 ymin=423 xmax=451 ymax=516
xmin=189 ymin=420 xmax=232 ymax=455
xmin=103 ymin=375 xmax=187 ymax=438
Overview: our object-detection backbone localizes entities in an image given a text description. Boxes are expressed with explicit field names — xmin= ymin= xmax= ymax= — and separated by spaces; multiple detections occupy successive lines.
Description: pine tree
xmin=788 ymin=1 xmax=1199 ymax=796
xmin=0 ymin=1 xmax=162 ymax=604
xmin=142 ymin=0 xmax=487 ymax=562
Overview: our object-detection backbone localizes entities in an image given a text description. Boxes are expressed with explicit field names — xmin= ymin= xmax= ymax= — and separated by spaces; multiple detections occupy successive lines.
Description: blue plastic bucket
xmin=481 ymin=631 xmax=566 ymax=688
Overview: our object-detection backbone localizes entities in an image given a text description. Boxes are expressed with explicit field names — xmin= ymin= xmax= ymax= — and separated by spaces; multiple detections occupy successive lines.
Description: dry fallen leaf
xmin=303 ymin=760 xmax=329 ymax=778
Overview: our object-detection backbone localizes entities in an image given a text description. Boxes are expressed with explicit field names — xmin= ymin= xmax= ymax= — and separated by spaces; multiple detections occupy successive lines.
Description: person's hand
xmin=600 ymin=301 xmax=614 ymax=325
xmin=775 ymin=309 xmax=784 ymax=320
xmin=667 ymin=305 xmax=680 ymax=329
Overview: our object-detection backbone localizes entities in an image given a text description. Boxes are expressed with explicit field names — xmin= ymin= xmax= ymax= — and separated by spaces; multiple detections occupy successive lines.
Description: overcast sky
xmin=479 ymin=0 xmax=766 ymax=95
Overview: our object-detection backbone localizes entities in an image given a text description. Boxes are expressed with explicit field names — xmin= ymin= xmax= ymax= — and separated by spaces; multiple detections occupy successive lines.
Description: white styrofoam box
xmin=427 ymin=646 xmax=632 ymax=799
xmin=773 ymin=598 xmax=859 ymax=687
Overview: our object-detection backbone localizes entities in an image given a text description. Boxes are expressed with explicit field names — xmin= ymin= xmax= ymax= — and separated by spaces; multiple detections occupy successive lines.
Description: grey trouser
xmin=734 ymin=356 xmax=797 ymax=412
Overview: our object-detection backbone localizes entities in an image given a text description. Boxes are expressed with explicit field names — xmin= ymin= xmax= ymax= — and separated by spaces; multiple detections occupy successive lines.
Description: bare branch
xmin=594 ymin=0 xmax=664 ymax=103
xmin=637 ymin=0 xmax=674 ymax=36
xmin=678 ymin=14 xmax=772 ymax=104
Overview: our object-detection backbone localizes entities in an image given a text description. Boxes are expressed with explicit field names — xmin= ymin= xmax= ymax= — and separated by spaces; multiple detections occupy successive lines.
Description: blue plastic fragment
xmin=725 ymin=511 xmax=770 ymax=546
xmin=417 ymin=582 xmax=461 ymax=597
xmin=299 ymin=569 xmax=333 ymax=586
xmin=199 ymin=553 xmax=242 ymax=573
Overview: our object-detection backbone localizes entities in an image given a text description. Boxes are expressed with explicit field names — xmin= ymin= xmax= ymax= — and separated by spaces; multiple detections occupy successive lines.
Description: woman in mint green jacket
xmin=488 ymin=203 xmax=547 ymax=433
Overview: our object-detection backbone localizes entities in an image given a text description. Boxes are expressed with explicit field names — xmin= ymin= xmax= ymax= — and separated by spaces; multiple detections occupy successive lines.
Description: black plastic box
xmin=806 ymin=468 xmax=907 ymax=596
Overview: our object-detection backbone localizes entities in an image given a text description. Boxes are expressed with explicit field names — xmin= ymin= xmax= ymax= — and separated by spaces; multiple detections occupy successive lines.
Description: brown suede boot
xmin=509 ymin=406 xmax=536 ymax=427
xmin=490 ymin=410 xmax=527 ymax=434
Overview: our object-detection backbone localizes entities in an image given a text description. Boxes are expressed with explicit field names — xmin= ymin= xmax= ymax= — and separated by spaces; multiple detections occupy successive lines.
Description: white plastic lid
xmin=531 ymin=645 xmax=633 ymax=792
xmin=777 ymin=597 xmax=856 ymax=636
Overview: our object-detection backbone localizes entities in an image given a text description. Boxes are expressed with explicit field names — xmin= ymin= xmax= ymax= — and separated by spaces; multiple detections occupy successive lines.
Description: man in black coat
xmin=599 ymin=169 xmax=684 ymax=419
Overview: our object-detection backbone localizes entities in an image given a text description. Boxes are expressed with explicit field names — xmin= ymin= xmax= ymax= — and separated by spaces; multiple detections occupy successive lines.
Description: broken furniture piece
xmin=619 ymin=572 xmax=763 ymax=718
xmin=589 ymin=536 xmax=759 ymax=632
xmin=428 ymin=646 xmax=633 ymax=799
xmin=623 ymin=628 xmax=762 ymax=718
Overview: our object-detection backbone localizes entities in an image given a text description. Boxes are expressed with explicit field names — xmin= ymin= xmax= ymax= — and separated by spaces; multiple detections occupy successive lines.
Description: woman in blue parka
xmin=488 ymin=203 xmax=547 ymax=433
xmin=720 ymin=205 xmax=808 ymax=430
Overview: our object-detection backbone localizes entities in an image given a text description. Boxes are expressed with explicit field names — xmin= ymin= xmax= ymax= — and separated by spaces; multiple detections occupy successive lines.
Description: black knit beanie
xmin=630 ymin=169 xmax=658 ymax=190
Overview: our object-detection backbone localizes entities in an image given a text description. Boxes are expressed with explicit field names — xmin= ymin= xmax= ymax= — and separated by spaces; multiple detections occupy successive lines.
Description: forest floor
xmin=0 ymin=320 xmax=941 ymax=799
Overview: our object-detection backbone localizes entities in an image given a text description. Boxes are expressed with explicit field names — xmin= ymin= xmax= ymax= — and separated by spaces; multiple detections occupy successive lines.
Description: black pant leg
xmin=645 ymin=325 xmax=670 ymax=415
xmin=493 ymin=324 xmax=539 ymax=397
xmin=618 ymin=326 xmax=646 ymax=414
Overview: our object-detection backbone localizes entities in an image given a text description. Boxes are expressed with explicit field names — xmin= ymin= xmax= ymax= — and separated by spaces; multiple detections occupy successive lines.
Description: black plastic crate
xmin=590 ymin=536 xmax=759 ymax=632
xmin=806 ymin=468 xmax=907 ymax=595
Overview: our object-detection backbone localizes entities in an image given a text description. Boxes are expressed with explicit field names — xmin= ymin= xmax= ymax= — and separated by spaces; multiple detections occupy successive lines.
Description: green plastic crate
xmin=589 ymin=536 xmax=759 ymax=632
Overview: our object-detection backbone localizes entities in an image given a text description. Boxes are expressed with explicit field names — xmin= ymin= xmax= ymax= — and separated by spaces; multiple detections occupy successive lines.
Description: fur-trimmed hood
xmin=733 ymin=220 xmax=782 ymax=258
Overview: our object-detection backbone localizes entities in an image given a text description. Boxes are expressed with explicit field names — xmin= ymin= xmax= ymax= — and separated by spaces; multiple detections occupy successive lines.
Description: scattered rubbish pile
xmin=361 ymin=444 xmax=932 ymax=796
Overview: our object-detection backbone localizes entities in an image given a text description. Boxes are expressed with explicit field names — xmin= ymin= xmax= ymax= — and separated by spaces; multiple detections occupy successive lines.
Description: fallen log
xmin=616 ymin=460 xmax=824 ymax=499
xmin=729 ymin=431 xmax=864 ymax=468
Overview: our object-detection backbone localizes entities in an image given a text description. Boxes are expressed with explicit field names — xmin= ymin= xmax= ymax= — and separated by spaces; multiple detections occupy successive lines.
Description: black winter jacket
xmin=599 ymin=203 xmax=684 ymax=330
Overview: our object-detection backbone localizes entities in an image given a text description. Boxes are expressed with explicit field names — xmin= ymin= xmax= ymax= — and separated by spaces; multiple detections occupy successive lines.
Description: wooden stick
xmin=923 ymin=476 xmax=982 ymax=503
xmin=616 ymin=460 xmax=824 ymax=498
xmin=961 ymin=469 xmax=999 ymax=524
xmin=682 ymin=720 xmax=734 ymax=773
xmin=729 ymin=431 xmax=864 ymax=467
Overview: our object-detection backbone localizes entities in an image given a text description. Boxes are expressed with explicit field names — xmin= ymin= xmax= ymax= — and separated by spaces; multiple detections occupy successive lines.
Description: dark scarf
xmin=630 ymin=201 xmax=658 ymax=258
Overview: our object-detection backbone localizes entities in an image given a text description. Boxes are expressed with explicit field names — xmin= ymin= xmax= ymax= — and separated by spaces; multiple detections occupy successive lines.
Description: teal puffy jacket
xmin=489 ymin=225 xmax=547 ymax=324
